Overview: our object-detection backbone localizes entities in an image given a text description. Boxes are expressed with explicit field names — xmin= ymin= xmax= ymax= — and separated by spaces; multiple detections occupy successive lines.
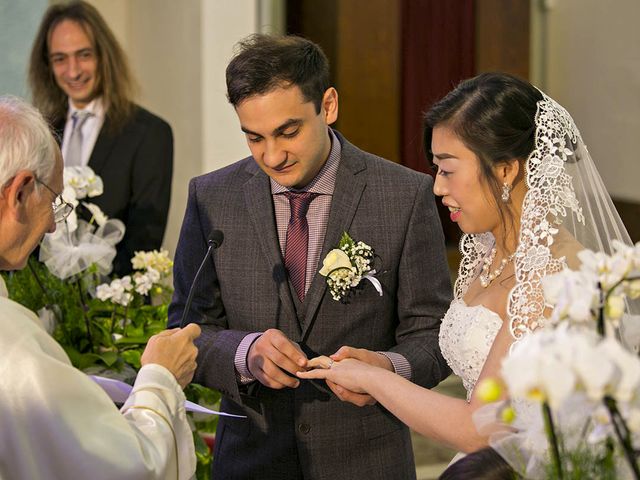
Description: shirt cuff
xmin=128 ymin=363 xmax=186 ymax=410
xmin=378 ymin=351 xmax=412 ymax=380
xmin=234 ymin=332 xmax=263 ymax=384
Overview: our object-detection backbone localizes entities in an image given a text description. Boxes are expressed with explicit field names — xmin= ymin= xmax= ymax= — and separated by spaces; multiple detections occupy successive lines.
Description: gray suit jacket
xmin=169 ymin=131 xmax=452 ymax=479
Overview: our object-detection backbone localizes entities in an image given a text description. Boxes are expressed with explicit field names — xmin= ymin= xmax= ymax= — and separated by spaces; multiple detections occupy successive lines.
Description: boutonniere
xmin=319 ymin=232 xmax=383 ymax=302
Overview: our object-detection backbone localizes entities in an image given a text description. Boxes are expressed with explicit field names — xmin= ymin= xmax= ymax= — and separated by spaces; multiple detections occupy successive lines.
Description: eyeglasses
xmin=34 ymin=177 xmax=74 ymax=223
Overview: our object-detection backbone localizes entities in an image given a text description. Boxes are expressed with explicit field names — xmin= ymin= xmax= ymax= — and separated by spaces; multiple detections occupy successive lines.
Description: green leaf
xmin=120 ymin=350 xmax=142 ymax=369
xmin=338 ymin=231 xmax=354 ymax=249
xmin=115 ymin=336 xmax=151 ymax=345
xmin=97 ymin=350 xmax=119 ymax=367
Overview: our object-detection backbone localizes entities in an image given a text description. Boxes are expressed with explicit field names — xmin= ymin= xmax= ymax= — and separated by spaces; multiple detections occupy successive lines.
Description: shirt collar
xmin=270 ymin=128 xmax=341 ymax=195
xmin=67 ymin=97 xmax=104 ymax=121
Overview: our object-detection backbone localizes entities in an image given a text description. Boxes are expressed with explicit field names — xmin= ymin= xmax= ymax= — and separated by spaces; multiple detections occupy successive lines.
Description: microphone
xmin=179 ymin=230 xmax=224 ymax=328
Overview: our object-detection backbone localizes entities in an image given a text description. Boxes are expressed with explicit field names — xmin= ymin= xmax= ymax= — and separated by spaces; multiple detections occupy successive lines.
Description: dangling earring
xmin=501 ymin=183 xmax=512 ymax=202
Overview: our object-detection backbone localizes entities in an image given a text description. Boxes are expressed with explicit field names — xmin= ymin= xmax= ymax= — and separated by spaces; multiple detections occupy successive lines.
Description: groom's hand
xmin=326 ymin=346 xmax=393 ymax=407
xmin=247 ymin=329 xmax=308 ymax=389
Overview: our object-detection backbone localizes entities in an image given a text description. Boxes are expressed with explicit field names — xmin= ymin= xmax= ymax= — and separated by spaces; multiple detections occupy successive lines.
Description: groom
xmin=169 ymin=34 xmax=452 ymax=479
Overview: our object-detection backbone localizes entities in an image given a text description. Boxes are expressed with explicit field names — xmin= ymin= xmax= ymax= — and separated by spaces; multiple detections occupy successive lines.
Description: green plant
xmin=3 ymin=254 xmax=220 ymax=479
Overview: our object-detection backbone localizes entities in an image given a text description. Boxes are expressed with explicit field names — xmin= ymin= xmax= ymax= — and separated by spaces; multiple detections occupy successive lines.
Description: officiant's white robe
xmin=0 ymin=279 xmax=195 ymax=479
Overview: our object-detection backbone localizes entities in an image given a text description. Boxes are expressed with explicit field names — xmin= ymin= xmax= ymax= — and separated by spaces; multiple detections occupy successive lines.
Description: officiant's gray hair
xmin=0 ymin=95 xmax=58 ymax=188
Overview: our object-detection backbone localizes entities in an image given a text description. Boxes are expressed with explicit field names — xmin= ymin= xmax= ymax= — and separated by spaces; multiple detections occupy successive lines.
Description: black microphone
xmin=179 ymin=230 xmax=224 ymax=328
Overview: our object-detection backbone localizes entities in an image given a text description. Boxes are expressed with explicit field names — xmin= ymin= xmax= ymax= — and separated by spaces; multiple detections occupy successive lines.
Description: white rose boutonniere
xmin=319 ymin=232 xmax=383 ymax=302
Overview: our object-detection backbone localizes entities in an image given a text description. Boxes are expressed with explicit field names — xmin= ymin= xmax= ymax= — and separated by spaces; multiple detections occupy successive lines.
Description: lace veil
xmin=453 ymin=93 xmax=637 ymax=342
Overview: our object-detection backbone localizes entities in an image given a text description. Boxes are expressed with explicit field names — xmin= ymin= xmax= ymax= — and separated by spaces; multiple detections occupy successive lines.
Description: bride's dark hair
xmin=423 ymin=72 xmax=542 ymax=245
xmin=438 ymin=447 xmax=519 ymax=480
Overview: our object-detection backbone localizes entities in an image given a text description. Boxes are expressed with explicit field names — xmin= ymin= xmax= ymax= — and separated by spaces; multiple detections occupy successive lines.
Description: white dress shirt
xmin=61 ymin=98 xmax=105 ymax=167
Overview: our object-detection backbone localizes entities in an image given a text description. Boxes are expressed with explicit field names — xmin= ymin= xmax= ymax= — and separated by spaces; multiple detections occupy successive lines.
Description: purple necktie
xmin=284 ymin=191 xmax=318 ymax=301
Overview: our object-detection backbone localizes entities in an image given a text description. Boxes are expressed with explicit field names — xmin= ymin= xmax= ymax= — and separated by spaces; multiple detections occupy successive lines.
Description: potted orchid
xmin=479 ymin=241 xmax=640 ymax=479
xmin=1 ymin=166 xmax=219 ymax=480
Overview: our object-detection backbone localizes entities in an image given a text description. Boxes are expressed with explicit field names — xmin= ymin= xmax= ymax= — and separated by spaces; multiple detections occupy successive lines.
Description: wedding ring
xmin=327 ymin=359 xmax=334 ymax=369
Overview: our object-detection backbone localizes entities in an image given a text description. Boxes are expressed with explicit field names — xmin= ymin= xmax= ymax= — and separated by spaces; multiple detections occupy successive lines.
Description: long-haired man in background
xmin=29 ymin=0 xmax=173 ymax=276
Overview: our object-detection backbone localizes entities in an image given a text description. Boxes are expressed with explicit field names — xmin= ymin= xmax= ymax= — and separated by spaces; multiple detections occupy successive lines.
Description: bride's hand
xmin=301 ymin=347 xmax=393 ymax=406
xmin=298 ymin=356 xmax=375 ymax=397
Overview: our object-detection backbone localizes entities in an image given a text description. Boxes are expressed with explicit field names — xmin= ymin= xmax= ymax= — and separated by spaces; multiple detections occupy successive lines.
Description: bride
xmin=299 ymin=72 xmax=635 ymax=455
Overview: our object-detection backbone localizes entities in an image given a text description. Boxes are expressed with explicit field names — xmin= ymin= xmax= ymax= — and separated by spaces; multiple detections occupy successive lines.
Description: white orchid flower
xmin=542 ymin=269 xmax=598 ymax=323
xmin=146 ymin=267 xmax=160 ymax=283
xmin=605 ymin=294 xmax=625 ymax=322
xmin=574 ymin=338 xmax=615 ymax=401
xmin=64 ymin=166 xmax=104 ymax=199
xmin=626 ymin=408 xmax=640 ymax=433
xmin=601 ymin=338 xmax=640 ymax=402
xmin=82 ymin=202 xmax=108 ymax=227
xmin=96 ymin=283 xmax=113 ymax=301
xmin=134 ymin=271 xmax=156 ymax=296
xmin=131 ymin=249 xmax=173 ymax=275
xmin=625 ymin=279 xmax=640 ymax=299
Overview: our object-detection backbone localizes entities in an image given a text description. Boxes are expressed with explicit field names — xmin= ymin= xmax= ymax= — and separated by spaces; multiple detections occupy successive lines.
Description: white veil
xmin=454 ymin=92 xmax=638 ymax=343
xmin=467 ymin=92 xmax=640 ymax=478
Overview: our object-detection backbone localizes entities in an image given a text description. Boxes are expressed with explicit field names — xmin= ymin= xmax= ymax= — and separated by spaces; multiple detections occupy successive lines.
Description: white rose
xmin=319 ymin=249 xmax=352 ymax=276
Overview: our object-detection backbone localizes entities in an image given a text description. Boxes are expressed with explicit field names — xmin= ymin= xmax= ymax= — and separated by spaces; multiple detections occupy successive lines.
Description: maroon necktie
xmin=284 ymin=191 xmax=318 ymax=301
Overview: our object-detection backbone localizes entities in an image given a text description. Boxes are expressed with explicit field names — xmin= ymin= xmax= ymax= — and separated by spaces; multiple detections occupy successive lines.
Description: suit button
xmin=298 ymin=423 xmax=311 ymax=434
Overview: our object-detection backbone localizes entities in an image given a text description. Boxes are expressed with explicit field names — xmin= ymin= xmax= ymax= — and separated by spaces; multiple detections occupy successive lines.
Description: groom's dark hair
xmin=226 ymin=34 xmax=330 ymax=113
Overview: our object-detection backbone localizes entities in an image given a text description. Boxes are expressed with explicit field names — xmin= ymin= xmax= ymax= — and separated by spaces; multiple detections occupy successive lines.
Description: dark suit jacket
xmin=55 ymin=105 xmax=173 ymax=276
xmin=169 ymin=131 xmax=452 ymax=479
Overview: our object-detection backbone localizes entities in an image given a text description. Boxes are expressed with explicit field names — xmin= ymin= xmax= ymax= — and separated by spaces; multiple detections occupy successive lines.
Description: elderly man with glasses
xmin=0 ymin=95 xmax=200 ymax=479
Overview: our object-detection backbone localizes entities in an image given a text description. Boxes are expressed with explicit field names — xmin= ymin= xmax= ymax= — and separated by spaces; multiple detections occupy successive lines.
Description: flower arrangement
xmin=478 ymin=240 xmax=640 ymax=479
xmin=319 ymin=231 xmax=382 ymax=301
xmin=1 ymin=166 xmax=219 ymax=479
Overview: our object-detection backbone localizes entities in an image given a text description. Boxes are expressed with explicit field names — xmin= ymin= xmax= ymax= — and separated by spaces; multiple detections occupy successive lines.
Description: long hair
xmin=28 ymin=0 xmax=137 ymax=132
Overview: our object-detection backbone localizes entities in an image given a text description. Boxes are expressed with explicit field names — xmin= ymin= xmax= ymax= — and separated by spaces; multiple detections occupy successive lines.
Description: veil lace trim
xmin=454 ymin=94 xmax=586 ymax=341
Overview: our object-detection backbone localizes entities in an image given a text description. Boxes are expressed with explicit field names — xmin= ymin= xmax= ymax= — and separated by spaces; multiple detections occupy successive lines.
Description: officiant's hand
xmin=141 ymin=323 xmax=201 ymax=389
xmin=247 ymin=329 xmax=308 ymax=389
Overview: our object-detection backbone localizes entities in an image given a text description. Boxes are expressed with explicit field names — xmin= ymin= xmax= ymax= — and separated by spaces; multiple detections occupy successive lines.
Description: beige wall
xmin=66 ymin=0 xmax=640 ymax=252
xmin=534 ymin=0 xmax=640 ymax=202
xmin=87 ymin=1 xmax=276 ymax=257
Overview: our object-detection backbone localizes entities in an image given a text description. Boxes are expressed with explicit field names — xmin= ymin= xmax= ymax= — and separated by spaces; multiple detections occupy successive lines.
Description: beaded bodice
xmin=439 ymin=299 xmax=502 ymax=400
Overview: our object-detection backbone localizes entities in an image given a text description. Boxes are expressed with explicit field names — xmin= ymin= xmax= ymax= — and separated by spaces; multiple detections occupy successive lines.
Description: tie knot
xmin=284 ymin=191 xmax=317 ymax=219
xmin=72 ymin=110 xmax=92 ymax=129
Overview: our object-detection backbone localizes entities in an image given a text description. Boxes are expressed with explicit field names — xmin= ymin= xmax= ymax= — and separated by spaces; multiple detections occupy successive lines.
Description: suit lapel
xmin=88 ymin=117 xmax=118 ymax=175
xmin=243 ymin=167 xmax=300 ymax=335
xmin=301 ymin=142 xmax=367 ymax=338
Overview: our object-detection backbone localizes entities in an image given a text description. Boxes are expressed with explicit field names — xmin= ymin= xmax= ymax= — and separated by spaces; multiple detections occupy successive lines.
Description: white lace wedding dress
xmin=438 ymin=298 xmax=502 ymax=401
xmin=437 ymin=297 xmax=503 ymax=467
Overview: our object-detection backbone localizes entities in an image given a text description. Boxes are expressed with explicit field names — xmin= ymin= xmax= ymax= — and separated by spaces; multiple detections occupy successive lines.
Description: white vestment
xmin=0 ymin=279 xmax=195 ymax=479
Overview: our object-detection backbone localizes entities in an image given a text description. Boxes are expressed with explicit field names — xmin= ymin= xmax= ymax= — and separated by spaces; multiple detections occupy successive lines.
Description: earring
xmin=501 ymin=183 xmax=512 ymax=202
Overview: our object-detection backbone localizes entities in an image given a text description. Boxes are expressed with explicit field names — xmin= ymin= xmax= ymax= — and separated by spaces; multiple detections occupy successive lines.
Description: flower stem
xmin=542 ymin=402 xmax=564 ymax=480
xmin=604 ymin=395 xmax=640 ymax=479
xmin=75 ymin=278 xmax=94 ymax=353
xmin=597 ymin=281 xmax=606 ymax=337
xmin=109 ymin=308 xmax=117 ymax=336
xmin=27 ymin=259 xmax=48 ymax=298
